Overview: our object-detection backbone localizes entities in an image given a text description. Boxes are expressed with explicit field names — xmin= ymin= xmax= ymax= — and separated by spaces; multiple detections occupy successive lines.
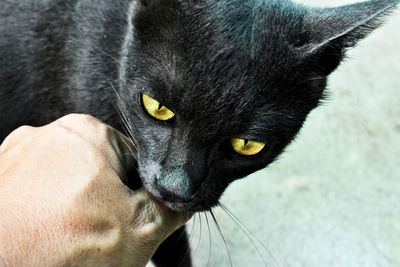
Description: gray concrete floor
xmin=185 ymin=1 xmax=400 ymax=266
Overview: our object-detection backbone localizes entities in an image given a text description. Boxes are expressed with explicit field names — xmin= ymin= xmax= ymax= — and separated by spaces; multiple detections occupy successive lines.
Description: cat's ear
xmin=297 ymin=0 xmax=399 ymax=75
xmin=132 ymin=0 xmax=179 ymax=35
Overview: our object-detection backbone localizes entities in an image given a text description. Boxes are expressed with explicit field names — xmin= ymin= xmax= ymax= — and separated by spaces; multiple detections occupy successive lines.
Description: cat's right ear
xmin=297 ymin=0 xmax=399 ymax=75
xmin=133 ymin=0 xmax=179 ymax=31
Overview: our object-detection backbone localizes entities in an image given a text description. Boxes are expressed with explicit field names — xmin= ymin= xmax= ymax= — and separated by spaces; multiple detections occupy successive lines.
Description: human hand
xmin=0 ymin=114 xmax=191 ymax=266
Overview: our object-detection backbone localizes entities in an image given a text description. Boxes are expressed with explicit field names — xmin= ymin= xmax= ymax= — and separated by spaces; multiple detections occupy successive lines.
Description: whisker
xmin=218 ymin=202 xmax=280 ymax=267
xmin=109 ymin=82 xmax=139 ymax=148
xmin=188 ymin=214 xmax=197 ymax=243
xmin=114 ymin=106 xmax=139 ymax=154
xmin=115 ymin=104 xmax=134 ymax=139
xmin=97 ymin=48 xmax=123 ymax=67
xmin=209 ymin=209 xmax=233 ymax=267
xmin=117 ymin=109 xmax=137 ymax=146
xmin=300 ymin=76 xmax=326 ymax=84
xmin=120 ymin=151 xmax=138 ymax=161
xmin=204 ymin=212 xmax=212 ymax=267
xmin=177 ymin=225 xmax=193 ymax=267
xmin=176 ymin=214 xmax=197 ymax=267
xmin=269 ymin=110 xmax=303 ymax=125
xmin=192 ymin=213 xmax=203 ymax=258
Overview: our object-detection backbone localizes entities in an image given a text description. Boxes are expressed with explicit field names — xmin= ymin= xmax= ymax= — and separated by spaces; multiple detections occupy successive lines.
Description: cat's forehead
xmin=133 ymin=0 xmax=304 ymax=63
xmin=132 ymin=0 xmax=303 ymax=99
xmin=131 ymin=0 xmax=311 ymax=140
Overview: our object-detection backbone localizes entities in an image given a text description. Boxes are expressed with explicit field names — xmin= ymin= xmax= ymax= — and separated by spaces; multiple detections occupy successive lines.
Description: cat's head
xmin=117 ymin=0 xmax=398 ymax=212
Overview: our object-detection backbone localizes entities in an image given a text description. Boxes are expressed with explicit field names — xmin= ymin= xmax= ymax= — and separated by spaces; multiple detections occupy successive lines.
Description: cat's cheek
xmin=136 ymin=160 xmax=160 ymax=188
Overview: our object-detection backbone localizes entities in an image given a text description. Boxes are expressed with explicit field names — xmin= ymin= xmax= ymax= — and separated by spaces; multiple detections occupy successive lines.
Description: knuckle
xmin=13 ymin=125 xmax=34 ymax=134
xmin=64 ymin=133 xmax=110 ymax=170
xmin=56 ymin=114 xmax=100 ymax=132
xmin=59 ymin=113 xmax=97 ymax=124
xmin=77 ymin=114 xmax=98 ymax=123
xmin=87 ymin=147 xmax=109 ymax=169
xmin=85 ymin=149 xmax=115 ymax=180
xmin=8 ymin=125 xmax=35 ymax=139
xmin=0 ymin=125 xmax=35 ymax=152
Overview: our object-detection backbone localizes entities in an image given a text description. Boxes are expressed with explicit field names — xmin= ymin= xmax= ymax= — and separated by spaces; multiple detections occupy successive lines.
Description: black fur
xmin=1 ymin=0 xmax=398 ymax=266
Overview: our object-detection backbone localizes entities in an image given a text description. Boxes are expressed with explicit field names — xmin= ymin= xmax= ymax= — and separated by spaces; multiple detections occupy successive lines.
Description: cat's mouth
xmin=123 ymin=168 xmax=143 ymax=191
xmin=122 ymin=168 xmax=204 ymax=212
xmin=144 ymin=184 xmax=204 ymax=212
xmin=152 ymin=196 xmax=204 ymax=213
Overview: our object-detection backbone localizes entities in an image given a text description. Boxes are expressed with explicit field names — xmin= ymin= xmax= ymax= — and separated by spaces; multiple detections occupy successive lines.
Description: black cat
xmin=1 ymin=0 xmax=398 ymax=266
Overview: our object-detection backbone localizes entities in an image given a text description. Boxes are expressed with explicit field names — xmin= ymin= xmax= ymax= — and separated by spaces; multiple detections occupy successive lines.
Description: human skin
xmin=0 ymin=114 xmax=191 ymax=267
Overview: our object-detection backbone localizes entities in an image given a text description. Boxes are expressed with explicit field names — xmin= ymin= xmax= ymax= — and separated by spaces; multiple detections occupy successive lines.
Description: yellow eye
xmin=142 ymin=93 xmax=175 ymax=121
xmin=231 ymin=138 xmax=265 ymax=156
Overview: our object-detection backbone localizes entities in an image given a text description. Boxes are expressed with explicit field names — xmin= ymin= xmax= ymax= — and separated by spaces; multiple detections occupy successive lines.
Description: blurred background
xmin=184 ymin=0 xmax=400 ymax=266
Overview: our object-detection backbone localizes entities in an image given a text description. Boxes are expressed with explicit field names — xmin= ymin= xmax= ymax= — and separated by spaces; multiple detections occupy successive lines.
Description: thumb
xmin=129 ymin=189 xmax=192 ymax=243
xmin=107 ymin=128 xmax=142 ymax=190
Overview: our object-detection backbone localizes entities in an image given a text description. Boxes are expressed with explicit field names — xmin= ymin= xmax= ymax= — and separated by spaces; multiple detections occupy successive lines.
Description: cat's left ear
xmin=298 ymin=0 xmax=399 ymax=75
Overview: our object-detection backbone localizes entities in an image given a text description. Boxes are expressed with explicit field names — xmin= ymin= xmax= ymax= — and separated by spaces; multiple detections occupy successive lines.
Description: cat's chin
xmin=124 ymin=169 xmax=210 ymax=212
xmin=143 ymin=184 xmax=209 ymax=213
xmin=158 ymin=199 xmax=206 ymax=213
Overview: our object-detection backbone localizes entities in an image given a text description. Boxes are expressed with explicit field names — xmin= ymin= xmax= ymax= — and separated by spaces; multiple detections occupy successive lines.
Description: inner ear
xmin=296 ymin=0 xmax=399 ymax=75
xmin=300 ymin=0 xmax=399 ymax=54
xmin=299 ymin=39 xmax=345 ymax=76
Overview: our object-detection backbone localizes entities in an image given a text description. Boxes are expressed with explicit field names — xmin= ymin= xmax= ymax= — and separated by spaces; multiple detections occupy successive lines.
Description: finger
xmin=54 ymin=114 xmax=137 ymax=182
xmin=53 ymin=114 xmax=120 ymax=162
xmin=109 ymin=129 xmax=136 ymax=168
xmin=127 ymin=189 xmax=193 ymax=243
xmin=107 ymin=128 xmax=139 ymax=187
xmin=0 ymin=125 xmax=36 ymax=153
xmin=52 ymin=114 xmax=104 ymax=143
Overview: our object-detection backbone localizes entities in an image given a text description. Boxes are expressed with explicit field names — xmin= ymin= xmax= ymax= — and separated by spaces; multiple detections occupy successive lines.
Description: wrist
xmin=0 ymin=193 xmax=63 ymax=265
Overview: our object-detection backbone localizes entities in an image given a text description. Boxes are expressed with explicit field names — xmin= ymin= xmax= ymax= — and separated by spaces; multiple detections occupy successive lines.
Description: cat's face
xmin=115 ymin=0 xmax=398 ymax=212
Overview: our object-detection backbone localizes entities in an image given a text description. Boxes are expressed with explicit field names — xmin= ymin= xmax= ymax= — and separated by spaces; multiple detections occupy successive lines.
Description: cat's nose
xmin=155 ymin=167 xmax=195 ymax=203
xmin=156 ymin=184 xmax=193 ymax=203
